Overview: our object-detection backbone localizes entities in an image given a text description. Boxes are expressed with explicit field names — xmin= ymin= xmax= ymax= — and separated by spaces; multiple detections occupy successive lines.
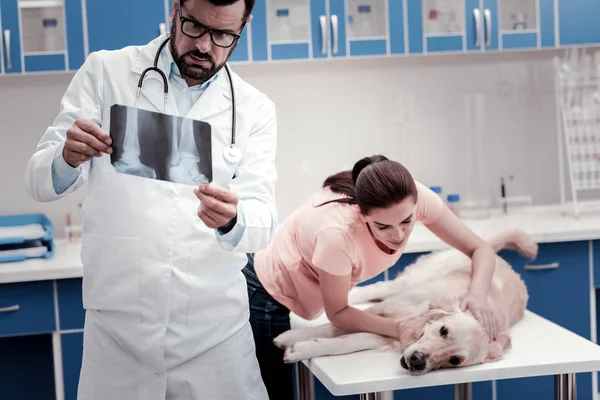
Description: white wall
xmin=0 ymin=48 xmax=593 ymax=237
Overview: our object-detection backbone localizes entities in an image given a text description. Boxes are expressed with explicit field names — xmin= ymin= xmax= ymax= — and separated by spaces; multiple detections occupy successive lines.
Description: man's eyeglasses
xmin=178 ymin=3 xmax=243 ymax=48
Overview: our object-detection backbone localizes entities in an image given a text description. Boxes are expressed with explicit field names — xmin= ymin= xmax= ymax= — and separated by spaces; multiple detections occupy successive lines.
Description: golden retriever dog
xmin=273 ymin=228 xmax=536 ymax=375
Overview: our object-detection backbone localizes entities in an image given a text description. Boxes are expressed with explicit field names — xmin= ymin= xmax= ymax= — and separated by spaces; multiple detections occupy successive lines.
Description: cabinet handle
xmin=484 ymin=8 xmax=492 ymax=47
xmin=0 ymin=304 xmax=20 ymax=313
xmin=3 ymin=29 xmax=11 ymax=69
xmin=473 ymin=9 xmax=482 ymax=47
xmin=159 ymin=23 xmax=167 ymax=35
xmin=524 ymin=262 xmax=559 ymax=271
xmin=319 ymin=15 xmax=327 ymax=54
xmin=331 ymin=14 xmax=339 ymax=54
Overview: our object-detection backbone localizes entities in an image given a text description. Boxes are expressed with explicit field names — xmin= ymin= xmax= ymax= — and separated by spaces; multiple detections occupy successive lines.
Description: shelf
xmin=18 ymin=1 xmax=63 ymax=9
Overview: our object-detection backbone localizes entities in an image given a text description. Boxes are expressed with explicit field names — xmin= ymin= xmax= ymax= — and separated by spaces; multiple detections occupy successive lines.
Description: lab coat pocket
xmin=81 ymin=233 xmax=142 ymax=318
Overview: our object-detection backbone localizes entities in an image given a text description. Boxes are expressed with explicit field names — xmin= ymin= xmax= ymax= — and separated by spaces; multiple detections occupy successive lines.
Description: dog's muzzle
xmin=401 ymin=351 xmax=427 ymax=372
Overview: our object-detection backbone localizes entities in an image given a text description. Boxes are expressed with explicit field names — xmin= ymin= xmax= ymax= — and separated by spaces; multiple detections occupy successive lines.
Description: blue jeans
xmin=243 ymin=254 xmax=295 ymax=400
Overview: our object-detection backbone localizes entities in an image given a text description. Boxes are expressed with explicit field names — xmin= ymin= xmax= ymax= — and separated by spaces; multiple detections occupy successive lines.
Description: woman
xmin=243 ymin=155 xmax=497 ymax=399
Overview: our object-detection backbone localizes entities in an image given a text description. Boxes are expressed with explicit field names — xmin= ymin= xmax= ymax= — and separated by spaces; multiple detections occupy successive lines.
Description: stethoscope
xmin=134 ymin=36 xmax=241 ymax=164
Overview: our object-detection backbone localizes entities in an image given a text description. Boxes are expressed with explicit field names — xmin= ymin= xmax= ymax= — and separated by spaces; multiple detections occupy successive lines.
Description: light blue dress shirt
xmin=51 ymin=52 xmax=244 ymax=246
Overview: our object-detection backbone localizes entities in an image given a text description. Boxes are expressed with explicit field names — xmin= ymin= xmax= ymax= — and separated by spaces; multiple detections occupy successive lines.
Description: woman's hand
xmin=460 ymin=291 xmax=496 ymax=340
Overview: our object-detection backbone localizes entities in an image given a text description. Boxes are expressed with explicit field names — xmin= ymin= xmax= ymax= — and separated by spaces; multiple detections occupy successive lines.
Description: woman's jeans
xmin=243 ymin=254 xmax=295 ymax=400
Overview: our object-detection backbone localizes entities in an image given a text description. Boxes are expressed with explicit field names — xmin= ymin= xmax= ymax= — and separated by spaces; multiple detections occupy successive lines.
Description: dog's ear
xmin=426 ymin=306 xmax=452 ymax=321
xmin=483 ymin=332 xmax=511 ymax=363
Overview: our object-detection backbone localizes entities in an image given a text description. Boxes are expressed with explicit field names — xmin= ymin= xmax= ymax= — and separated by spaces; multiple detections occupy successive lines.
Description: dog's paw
xmin=283 ymin=341 xmax=314 ymax=363
xmin=274 ymin=330 xmax=300 ymax=349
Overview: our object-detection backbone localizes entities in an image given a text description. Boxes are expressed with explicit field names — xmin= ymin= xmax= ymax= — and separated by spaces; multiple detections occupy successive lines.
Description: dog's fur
xmin=273 ymin=228 xmax=536 ymax=375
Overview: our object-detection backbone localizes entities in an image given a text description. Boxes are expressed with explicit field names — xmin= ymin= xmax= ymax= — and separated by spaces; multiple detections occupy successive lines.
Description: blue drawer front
xmin=57 ymin=278 xmax=85 ymax=330
xmin=65 ymin=0 xmax=86 ymax=70
xmin=388 ymin=0 xmax=405 ymax=54
xmin=426 ymin=35 xmax=463 ymax=52
xmin=502 ymin=32 xmax=537 ymax=49
xmin=229 ymin=28 xmax=250 ymax=62
xmin=349 ymin=39 xmax=386 ymax=56
xmin=0 ymin=280 xmax=56 ymax=337
xmin=271 ymin=43 xmax=310 ymax=60
xmin=24 ymin=54 xmax=66 ymax=73
xmin=62 ymin=332 xmax=84 ymax=400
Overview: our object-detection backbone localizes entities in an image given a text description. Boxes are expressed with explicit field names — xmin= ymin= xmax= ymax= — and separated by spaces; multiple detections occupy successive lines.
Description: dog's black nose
xmin=409 ymin=351 xmax=426 ymax=371
xmin=400 ymin=356 xmax=408 ymax=370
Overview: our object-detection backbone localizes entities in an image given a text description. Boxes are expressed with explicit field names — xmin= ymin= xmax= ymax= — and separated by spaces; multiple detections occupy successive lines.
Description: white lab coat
xmin=25 ymin=33 xmax=278 ymax=400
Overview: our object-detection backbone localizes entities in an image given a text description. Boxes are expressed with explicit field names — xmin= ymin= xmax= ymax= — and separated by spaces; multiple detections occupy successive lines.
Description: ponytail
xmin=318 ymin=155 xmax=390 ymax=208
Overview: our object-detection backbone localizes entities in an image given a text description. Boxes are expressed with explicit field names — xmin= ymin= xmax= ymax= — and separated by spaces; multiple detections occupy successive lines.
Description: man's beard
xmin=169 ymin=25 xmax=235 ymax=84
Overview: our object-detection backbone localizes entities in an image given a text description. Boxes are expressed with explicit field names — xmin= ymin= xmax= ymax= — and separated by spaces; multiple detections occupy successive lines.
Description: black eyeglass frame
xmin=177 ymin=2 xmax=244 ymax=48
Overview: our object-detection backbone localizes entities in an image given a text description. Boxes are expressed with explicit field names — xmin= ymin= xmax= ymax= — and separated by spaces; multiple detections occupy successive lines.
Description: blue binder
xmin=0 ymin=214 xmax=55 ymax=263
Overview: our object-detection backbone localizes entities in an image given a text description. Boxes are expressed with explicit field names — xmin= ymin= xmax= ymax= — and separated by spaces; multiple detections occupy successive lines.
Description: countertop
xmin=291 ymin=310 xmax=600 ymax=395
xmin=3 ymin=204 xmax=600 ymax=284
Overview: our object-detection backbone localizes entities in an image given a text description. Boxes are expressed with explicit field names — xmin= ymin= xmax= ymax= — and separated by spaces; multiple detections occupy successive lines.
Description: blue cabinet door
xmin=62 ymin=332 xmax=84 ymax=400
xmin=495 ymin=241 xmax=593 ymax=400
xmin=86 ymin=0 xmax=166 ymax=53
xmin=65 ymin=0 xmax=86 ymax=70
xmin=557 ymin=0 xmax=600 ymax=46
xmin=0 ymin=0 xmax=22 ymax=73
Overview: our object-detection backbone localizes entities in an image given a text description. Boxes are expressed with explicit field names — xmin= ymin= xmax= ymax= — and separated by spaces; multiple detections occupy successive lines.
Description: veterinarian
xmin=24 ymin=0 xmax=277 ymax=399
xmin=244 ymin=155 xmax=498 ymax=399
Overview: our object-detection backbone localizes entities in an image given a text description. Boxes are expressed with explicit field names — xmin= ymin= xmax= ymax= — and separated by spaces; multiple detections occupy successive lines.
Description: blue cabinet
xmin=0 ymin=0 xmax=85 ymax=74
xmin=557 ymin=0 xmax=600 ymax=46
xmin=495 ymin=241 xmax=593 ymax=400
xmin=251 ymin=0 xmax=404 ymax=62
xmin=409 ymin=0 xmax=556 ymax=54
xmin=86 ymin=0 xmax=166 ymax=53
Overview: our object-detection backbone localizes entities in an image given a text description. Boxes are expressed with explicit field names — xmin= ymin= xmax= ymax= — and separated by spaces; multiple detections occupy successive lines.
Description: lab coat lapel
xmin=186 ymin=68 xmax=232 ymax=120
xmin=131 ymin=35 xmax=178 ymax=116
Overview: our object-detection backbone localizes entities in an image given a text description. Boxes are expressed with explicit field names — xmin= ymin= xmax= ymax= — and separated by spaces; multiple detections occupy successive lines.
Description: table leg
xmin=359 ymin=394 xmax=382 ymax=400
xmin=454 ymin=382 xmax=472 ymax=400
xmin=296 ymin=362 xmax=315 ymax=400
xmin=555 ymin=373 xmax=577 ymax=400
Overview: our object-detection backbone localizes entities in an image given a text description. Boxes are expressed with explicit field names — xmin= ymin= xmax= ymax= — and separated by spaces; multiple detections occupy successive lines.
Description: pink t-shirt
xmin=254 ymin=181 xmax=445 ymax=320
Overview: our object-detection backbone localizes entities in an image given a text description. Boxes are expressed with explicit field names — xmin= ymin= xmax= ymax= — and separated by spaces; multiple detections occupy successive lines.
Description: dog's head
xmin=399 ymin=306 xmax=510 ymax=375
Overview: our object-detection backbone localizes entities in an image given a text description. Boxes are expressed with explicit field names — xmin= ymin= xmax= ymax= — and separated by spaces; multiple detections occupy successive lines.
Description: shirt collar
xmin=164 ymin=47 xmax=218 ymax=91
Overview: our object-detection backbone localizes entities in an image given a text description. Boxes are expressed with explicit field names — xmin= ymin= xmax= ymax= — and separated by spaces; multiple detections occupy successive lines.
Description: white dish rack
xmin=554 ymin=48 xmax=600 ymax=217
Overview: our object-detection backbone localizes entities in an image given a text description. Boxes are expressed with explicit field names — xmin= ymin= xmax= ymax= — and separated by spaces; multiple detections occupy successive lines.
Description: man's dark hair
xmin=182 ymin=0 xmax=255 ymax=22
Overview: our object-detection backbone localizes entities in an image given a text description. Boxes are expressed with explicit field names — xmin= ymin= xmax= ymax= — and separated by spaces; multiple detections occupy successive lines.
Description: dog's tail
xmin=487 ymin=228 xmax=538 ymax=259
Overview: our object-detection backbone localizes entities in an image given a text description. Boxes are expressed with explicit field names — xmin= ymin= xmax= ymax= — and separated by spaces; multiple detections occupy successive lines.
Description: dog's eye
xmin=449 ymin=356 xmax=462 ymax=366
xmin=440 ymin=326 xmax=448 ymax=337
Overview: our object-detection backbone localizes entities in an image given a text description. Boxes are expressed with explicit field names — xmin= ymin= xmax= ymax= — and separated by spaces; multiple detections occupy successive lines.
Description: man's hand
xmin=194 ymin=183 xmax=238 ymax=230
xmin=63 ymin=119 xmax=112 ymax=168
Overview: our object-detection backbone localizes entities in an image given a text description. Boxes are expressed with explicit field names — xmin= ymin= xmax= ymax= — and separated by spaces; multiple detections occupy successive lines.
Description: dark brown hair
xmin=181 ymin=0 xmax=255 ymax=21
xmin=319 ymin=155 xmax=418 ymax=215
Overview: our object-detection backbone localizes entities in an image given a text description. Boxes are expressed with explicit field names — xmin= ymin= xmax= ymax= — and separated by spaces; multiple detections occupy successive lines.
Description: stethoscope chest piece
xmin=223 ymin=145 xmax=242 ymax=163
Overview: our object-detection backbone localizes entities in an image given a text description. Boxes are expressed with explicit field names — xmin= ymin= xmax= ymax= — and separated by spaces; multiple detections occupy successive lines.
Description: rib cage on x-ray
xmin=109 ymin=104 xmax=213 ymax=185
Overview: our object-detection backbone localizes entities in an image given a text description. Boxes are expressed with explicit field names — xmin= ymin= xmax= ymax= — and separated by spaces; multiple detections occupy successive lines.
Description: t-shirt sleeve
xmin=311 ymin=228 xmax=354 ymax=276
xmin=415 ymin=181 xmax=445 ymax=225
